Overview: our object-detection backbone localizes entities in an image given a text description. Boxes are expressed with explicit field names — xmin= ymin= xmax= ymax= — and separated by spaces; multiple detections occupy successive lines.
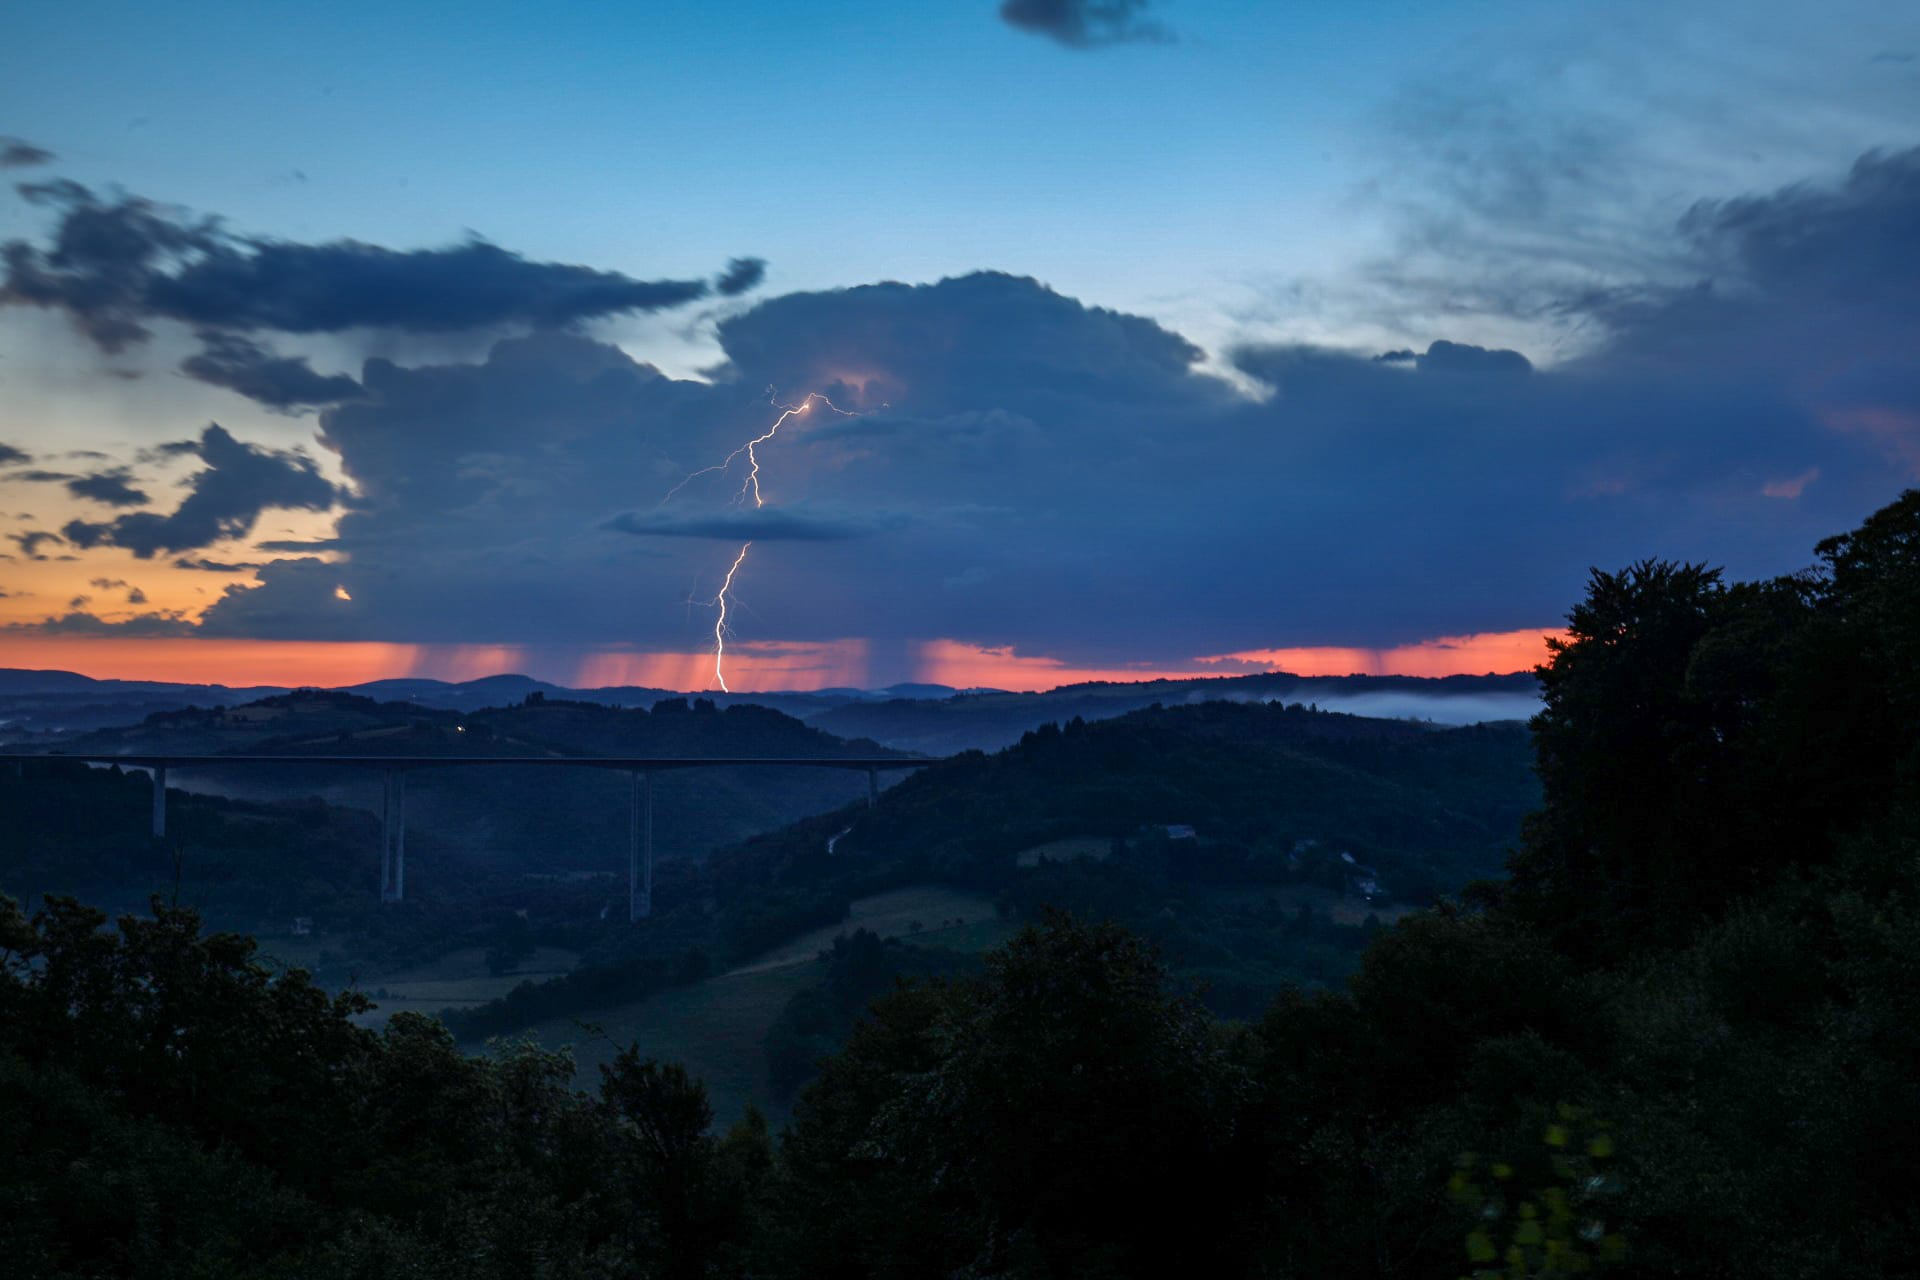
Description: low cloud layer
xmin=605 ymin=504 xmax=907 ymax=542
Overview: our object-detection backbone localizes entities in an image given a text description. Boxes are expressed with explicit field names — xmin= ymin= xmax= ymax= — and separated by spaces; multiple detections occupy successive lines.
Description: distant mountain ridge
xmin=0 ymin=666 xmax=1538 ymax=747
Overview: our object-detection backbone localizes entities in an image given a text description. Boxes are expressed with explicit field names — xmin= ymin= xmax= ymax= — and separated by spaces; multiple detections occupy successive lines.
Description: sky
xmin=0 ymin=0 xmax=1917 ymax=691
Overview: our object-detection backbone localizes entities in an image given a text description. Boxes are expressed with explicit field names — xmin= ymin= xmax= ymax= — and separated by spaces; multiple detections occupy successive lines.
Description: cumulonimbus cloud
xmin=18 ymin=147 xmax=1920 ymax=671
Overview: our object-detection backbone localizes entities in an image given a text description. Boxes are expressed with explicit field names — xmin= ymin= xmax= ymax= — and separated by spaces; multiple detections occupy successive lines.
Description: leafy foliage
xmin=0 ymin=893 xmax=770 ymax=1277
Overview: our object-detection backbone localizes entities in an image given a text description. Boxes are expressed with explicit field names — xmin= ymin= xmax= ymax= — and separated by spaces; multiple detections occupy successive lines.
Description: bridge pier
xmin=629 ymin=770 xmax=653 ymax=921
xmin=150 ymin=766 xmax=168 ymax=838
xmin=380 ymin=771 xmax=407 ymax=903
xmin=867 ymin=766 xmax=877 ymax=808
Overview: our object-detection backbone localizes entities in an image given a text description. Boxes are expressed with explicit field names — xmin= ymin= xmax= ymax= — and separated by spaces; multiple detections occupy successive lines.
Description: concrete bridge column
xmin=150 ymin=766 xmax=168 ymax=839
xmin=394 ymin=772 xmax=406 ymax=901
xmin=380 ymin=771 xmax=408 ymax=904
xmin=629 ymin=770 xmax=653 ymax=921
xmin=867 ymin=766 xmax=878 ymax=808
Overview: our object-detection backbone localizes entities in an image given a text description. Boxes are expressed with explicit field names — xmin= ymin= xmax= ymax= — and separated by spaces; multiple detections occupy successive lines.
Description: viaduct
xmin=0 ymin=753 xmax=938 ymax=921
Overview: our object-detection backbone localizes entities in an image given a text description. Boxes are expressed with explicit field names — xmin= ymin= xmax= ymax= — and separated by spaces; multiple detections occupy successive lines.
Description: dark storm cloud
xmin=197 ymin=558 xmax=355 ymax=640
xmin=604 ymin=504 xmax=907 ymax=542
xmin=0 ymin=137 xmax=55 ymax=168
xmin=0 ymin=180 xmax=723 ymax=362
xmin=173 ymin=556 xmax=264 ymax=573
xmin=1577 ymin=147 xmax=1920 ymax=370
xmin=180 ymin=331 xmax=364 ymax=410
xmin=7 ymin=610 xmax=196 ymax=637
xmin=88 ymin=577 xmax=147 ymax=604
xmin=1365 ymin=342 xmax=1531 ymax=375
xmin=66 ymin=468 xmax=150 ymax=507
xmin=999 ymin=0 xmax=1172 ymax=48
xmin=255 ymin=538 xmax=342 ymax=553
xmin=0 ymin=443 xmax=29 ymax=465
xmin=61 ymin=423 xmax=336 ymax=558
xmin=712 ymin=271 xmax=1221 ymax=413
xmin=1415 ymin=340 xmax=1532 ymax=376
xmin=8 ymin=463 xmax=154 ymax=507
xmin=716 ymin=257 xmax=767 ymax=297
xmin=136 ymin=439 xmax=203 ymax=464
xmin=1 ymin=181 xmax=220 ymax=351
xmin=9 ymin=531 xmax=63 ymax=560
xmin=148 ymin=239 xmax=711 ymax=334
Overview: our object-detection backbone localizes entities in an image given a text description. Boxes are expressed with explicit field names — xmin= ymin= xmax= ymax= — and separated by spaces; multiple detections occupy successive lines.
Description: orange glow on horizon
xmin=0 ymin=638 xmax=440 ymax=689
xmin=0 ymin=628 xmax=1553 ymax=695
xmin=573 ymin=639 xmax=870 ymax=693
xmin=1195 ymin=627 xmax=1561 ymax=678
xmin=0 ymin=636 xmax=873 ymax=693
xmin=917 ymin=627 xmax=1559 ymax=691
xmin=909 ymin=640 xmax=1226 ymax=692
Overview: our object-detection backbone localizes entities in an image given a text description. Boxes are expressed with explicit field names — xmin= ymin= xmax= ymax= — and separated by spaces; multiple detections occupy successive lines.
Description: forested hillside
xmin=453 ymin=698 xmax=1537 ymax=1045
xmin=804 ymin=670 xmax=1540 ymax=755
xmin=760 ymin=698 xmax=1537 ymax=898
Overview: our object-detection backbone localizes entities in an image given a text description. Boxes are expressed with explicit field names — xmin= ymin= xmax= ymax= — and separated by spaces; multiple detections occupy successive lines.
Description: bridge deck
xmin=0 ymin=753 xmax=936 ymax=771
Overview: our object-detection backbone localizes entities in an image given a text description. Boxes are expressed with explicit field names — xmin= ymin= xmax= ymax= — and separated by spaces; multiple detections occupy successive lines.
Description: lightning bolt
xmin=709 ymin=542 xmax=752 ymax=692
xmin=663 ymin=391 xmax=863 ymax=690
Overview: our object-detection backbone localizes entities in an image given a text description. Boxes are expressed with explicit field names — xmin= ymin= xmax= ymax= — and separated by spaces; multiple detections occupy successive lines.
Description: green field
xmin=505 ymin=961 xmax=824 ymax=1124
xmin=728 ymin=885 xmax=1006 ymax=973
xmin=347 ymin=946 xmax=581 ymax=1027
xmin=481 ymin=885 xmax=1012 ymax=1122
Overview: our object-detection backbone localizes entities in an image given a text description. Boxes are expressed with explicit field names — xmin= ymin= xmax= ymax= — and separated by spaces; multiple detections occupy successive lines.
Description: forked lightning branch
xmin=657 ymin=392 xmax=861 ymax=691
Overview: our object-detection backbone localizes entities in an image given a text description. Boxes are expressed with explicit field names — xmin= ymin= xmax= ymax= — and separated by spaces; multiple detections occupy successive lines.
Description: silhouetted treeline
xmin=4 ymin=490 xmax=1918 ymax=1276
